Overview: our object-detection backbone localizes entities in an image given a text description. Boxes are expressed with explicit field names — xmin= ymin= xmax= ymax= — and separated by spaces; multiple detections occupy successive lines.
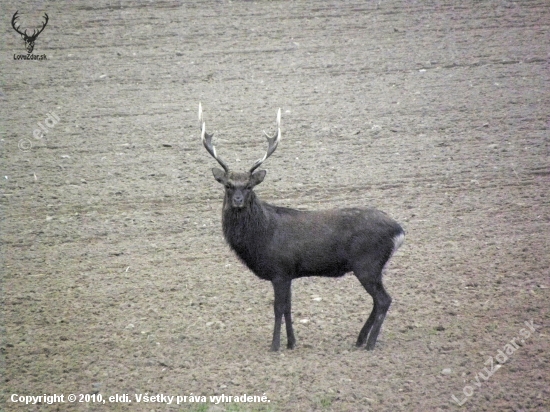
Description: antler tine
xmin=250 ymin=108 xmax=281 ymax=173
xmin=199 ymin=103 xmax=229 ymax=172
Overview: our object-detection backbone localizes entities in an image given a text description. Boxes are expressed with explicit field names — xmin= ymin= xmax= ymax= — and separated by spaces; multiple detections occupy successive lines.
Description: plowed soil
xmin=1 ymin=1 xmax=549 ymax=411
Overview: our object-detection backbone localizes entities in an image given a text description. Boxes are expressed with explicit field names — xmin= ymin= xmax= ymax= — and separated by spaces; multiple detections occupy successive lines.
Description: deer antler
xmin=11 ymin=11 xmax=26 ymax=36
xmin=11 ymin=11 xmax=48 ymax=39
xmin=250 ymin=108 xmax=281 ymax=173
xmin=199 ymin=103 xmax=229 ymax=173
xmin=30 ymin=12 xmax=49 ymax=40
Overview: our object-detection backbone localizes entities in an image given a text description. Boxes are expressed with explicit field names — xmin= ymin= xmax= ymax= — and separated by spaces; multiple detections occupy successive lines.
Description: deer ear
xmin=212 ymin=168 xmax=226 ymax=184
xmin=250 ymin=169 xmax=266 ymax=186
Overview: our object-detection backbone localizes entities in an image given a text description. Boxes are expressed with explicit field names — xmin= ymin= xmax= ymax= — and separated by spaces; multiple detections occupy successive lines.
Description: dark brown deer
xmin=11 ymin=11 xmax=49 ymax=53
xmin=200 ymin=103 xmax=404 ymax=351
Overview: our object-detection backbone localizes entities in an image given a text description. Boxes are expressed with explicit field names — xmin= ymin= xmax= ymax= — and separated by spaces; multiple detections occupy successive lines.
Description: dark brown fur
xmin=200 ymin=105 xmax=404 ymax=350
xmin=211 ymin=168 xmax=404 ymax=351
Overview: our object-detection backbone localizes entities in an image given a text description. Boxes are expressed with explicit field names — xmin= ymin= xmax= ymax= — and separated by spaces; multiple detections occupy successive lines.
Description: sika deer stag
xmin=200 ymin=103 xmax=404 ymax=351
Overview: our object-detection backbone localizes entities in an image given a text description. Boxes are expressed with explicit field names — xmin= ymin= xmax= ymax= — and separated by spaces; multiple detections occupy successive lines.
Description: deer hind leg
xmin=354 ymin=265 xmax=392 ymax=350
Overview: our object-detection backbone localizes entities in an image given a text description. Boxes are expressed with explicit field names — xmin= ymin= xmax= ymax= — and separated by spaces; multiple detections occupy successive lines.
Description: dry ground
xmin=1 ymin=1 xmax=549 ymax=411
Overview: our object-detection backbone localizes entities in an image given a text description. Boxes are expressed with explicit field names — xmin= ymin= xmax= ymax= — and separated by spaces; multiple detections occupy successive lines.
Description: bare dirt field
xmin=1 ymin=1 xmax=549 ymax=411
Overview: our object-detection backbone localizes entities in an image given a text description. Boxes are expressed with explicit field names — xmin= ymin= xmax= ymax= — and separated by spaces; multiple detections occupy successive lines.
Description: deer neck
xmin=222 ymin=191 xmax=269 ymax=249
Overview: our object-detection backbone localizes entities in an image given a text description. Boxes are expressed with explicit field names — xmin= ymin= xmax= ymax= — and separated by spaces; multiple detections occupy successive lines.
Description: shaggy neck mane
xmin=222 ymin=191 xmax=269 ymax=265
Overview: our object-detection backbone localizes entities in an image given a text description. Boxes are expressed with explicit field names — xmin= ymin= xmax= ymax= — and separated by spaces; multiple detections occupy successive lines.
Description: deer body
xmin=200 ymin=104 xmax=404 ymax=351
xmin=223 ymin=197 xmax=401 ymax=281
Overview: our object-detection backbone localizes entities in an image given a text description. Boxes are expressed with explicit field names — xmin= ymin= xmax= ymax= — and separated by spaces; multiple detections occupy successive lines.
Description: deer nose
xmin=232 ymin=192 xmax=244 ymax=208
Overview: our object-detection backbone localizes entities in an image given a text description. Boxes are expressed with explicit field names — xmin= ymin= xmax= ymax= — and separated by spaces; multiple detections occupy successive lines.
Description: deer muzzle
xmin=231 ymin=191 xmax=245 ymax=208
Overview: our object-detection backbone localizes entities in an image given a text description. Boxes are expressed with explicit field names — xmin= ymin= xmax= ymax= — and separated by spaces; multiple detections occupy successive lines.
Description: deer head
xmin=12 ymin=11 xmax=49 ymax=53
xmin=199 ymin=103 xmax=281 ymax=208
